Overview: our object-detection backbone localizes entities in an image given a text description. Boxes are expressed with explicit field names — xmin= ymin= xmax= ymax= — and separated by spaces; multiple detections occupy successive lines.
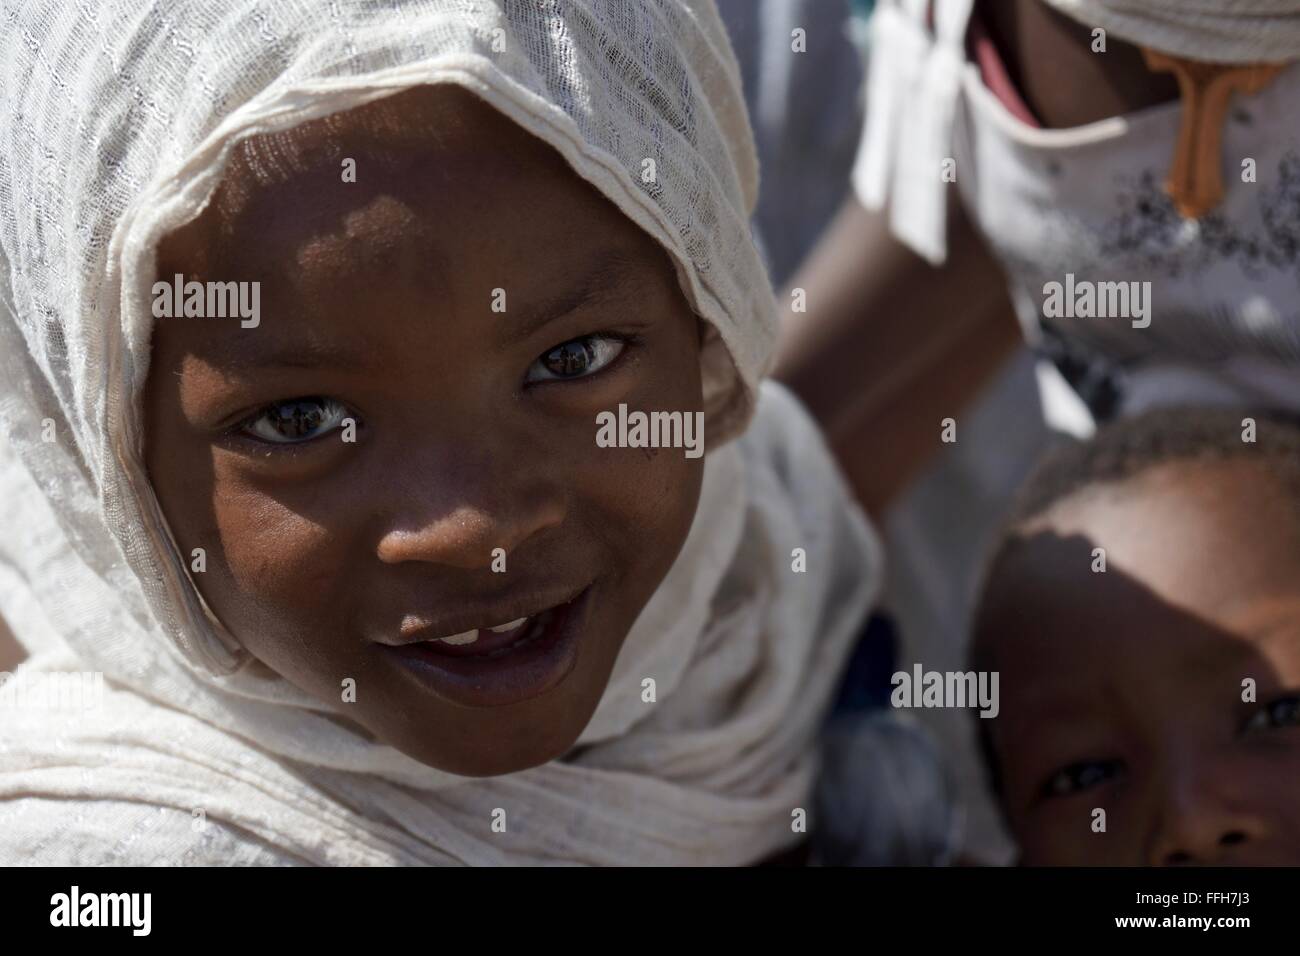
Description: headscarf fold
xmin=1043 ymin=0 xmax=1300 ymax=64
xmin=0 ymin=0 xmax=881 ymax=864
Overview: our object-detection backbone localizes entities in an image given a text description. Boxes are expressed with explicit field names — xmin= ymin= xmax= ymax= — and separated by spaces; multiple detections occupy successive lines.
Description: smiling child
xmin=0 ymin=0 xmax=881 ymax=864
xmin=144 ymin=84 xmax=718 ymax=777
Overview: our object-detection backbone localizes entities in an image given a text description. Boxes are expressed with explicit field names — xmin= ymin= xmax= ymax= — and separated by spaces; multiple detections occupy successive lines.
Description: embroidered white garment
xmin=851 ymin=0 xmax=1300 ymax=434
xmin=0 ymin=0 xmax=882 ymax=864
xmin=955 ymin=60 xmax=1300 ymax=436
xmin=855 ymin=0 xmax=1300 ymax=265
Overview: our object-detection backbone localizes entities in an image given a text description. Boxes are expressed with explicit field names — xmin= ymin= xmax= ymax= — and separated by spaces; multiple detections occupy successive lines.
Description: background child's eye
xmin=1243 ymin=693 xmax=1300 ymax=734
xmin=527 ymin=334 xmax=626 ymax=383
xmin=1040 ymin=759 xmax=1124 ymax=799
xmin=240 ymin=397 xmax=350 ymax=444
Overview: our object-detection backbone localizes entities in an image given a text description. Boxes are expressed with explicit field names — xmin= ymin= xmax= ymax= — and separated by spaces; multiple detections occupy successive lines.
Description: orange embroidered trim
xmin=1140 ymin=49 xmax=1284 ymax=219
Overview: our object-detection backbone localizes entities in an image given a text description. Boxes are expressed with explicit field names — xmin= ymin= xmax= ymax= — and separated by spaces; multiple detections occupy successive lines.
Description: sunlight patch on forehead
xmin=290 ymin=194 xmax=441 ymax=283
xmin=204 ymin=84 xmax=551 ymax=238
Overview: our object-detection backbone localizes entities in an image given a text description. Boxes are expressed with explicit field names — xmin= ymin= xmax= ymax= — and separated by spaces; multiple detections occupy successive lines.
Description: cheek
xmin=1011 ymin=780 xmax=1140 ymax=865
xmin=587 ymin=445 xmax=703 ymax=579
xmin=171 ymin=454 xmax=360 ymax=663
xmin=145 ymin=412 xmax=351 ymax=658
xmin=200 ymin=475 xmax=371 ymax=695
xmin=575 ymin=323 xmax=705 ymax=592
xmin=210 ymin=484 xmax=344 ymax=613
xmin=1233 ymin=744 xmax=1300 ymax=835
xmin=1014 ymin=811 xmax=1106 ymax=865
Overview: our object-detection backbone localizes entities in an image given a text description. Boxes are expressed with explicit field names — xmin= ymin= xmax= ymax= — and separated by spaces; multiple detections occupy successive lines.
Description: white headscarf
xmin=0 ymin=0 xmax=881 ymax=864
xmin=1043 ymin=0 xmax=1300 ymax=64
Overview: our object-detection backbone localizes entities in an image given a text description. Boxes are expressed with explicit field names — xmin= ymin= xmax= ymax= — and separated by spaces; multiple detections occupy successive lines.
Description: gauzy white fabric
xmin=1043 ymin=0 xmax=1300 ymax=64
xmin=0 ymin=0 xmax=883 ymax=864
xmin=854 ymin=0 xmax=1300 ymax=264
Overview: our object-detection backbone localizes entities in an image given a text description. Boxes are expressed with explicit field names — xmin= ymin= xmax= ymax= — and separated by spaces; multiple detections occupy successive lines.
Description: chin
xmin=383 ymin=695 xmax=597 ymax=777
xmin=401 ymin=731 xmax=582 ymax=778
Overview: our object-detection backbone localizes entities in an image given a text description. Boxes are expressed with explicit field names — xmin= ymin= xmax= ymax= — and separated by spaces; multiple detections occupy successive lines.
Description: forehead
xmin=151 ymin=84 xmax=681 ymax=362
xmin=978 ymin=459 xmax=1300 ymax=665
xmin=208 ymin=85 xmax=573 ymax=220
xmin=163 ymin=83 xmax=665 ymax=278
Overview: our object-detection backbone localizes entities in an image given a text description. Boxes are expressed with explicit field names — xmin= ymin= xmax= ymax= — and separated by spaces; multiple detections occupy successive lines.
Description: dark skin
xmin=981 ymin=0 xmax=1179 ymax=128
xmin=975 ymin=460 xmax=1300 ymax=865
xmin=774 ymin=0 xmax=1182 ymax=516
xmin=144 ymin=85 xmax=706 ymax=778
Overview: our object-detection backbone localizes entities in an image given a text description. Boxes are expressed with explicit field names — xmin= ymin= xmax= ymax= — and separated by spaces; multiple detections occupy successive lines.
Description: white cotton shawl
xmin=0 ymin=0 xmax=882 ymax=865
xmin=1044 ymin=1 xmax=1300 ymax=64
xmin=854 ymin=0 xmax=1300 ymax=264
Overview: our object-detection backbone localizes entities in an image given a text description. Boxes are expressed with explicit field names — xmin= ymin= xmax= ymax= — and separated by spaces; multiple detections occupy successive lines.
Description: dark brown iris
xmin=267 ymin=398 xmax=331 ymax=440
xmin=542 ymin=338 xmax=596 ymax=378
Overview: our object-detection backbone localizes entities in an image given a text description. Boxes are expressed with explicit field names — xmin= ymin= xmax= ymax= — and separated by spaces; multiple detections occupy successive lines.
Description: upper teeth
xmin=438 ymin=630 xmax=480 ymax=645
xmin=437 ymin=617 xmax=529 ymax=645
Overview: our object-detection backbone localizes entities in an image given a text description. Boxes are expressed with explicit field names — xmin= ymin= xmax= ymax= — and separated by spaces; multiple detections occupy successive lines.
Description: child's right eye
xmin=1040 ymin=759 xmax=1124 ymax=799
xmin=1242 ymin=693 xmax=1300 ymax=734
xmin=238 ymin=397 xmax=351 ymax=445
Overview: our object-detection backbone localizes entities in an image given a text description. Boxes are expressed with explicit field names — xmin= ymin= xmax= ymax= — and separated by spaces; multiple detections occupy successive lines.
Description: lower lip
xmin=380 ymin=587 xmax=592 ymax=708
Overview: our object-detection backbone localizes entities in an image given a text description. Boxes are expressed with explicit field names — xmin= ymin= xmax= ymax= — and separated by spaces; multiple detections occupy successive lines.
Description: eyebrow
xmin=502 ymin=248 xmax=652 ymax=346
xmin=208 ymin=248 xmax=654 ymax=372
xmin=209 ymin=336 xmax=381 ymax=373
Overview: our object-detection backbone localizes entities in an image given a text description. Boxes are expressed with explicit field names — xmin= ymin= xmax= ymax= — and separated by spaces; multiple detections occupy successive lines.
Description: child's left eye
xmin=1243 ymin=693 xmax=1300 ymax=733
xmin=526 ymin=334 xmax=627 ymax=383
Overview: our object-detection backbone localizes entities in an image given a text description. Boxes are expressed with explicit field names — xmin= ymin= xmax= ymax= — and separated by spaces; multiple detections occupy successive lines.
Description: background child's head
xmin=972 ymin=407 xmax=1300 ymax=865
xmin=144 ymin=85 xmax=709 ymax=776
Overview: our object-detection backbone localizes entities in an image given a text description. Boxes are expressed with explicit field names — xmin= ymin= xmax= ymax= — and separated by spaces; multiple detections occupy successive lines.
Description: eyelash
xmin=1035 ymin=692 xmax=1300 ymax=802
xmin=231 ymin=396 xmax=355 ymax=450
xmin=227 ymin=331 xmax=643 ymax=452
xmin=524 ymin=331 xmax=641 ymax=386
xmin=1242 ymin=692 xmax=1300 ymax=734
xmin=1039 ymin=759 xmax=1125 ymax=800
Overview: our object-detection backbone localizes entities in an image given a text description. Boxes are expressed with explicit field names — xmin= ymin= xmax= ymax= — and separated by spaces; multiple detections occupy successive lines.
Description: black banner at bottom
xmin=4 ymin=865 xmax=1291 ymax=942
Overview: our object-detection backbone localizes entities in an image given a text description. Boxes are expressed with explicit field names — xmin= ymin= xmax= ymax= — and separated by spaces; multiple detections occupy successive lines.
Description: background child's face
xmin=143 ymin=86 xmax=706 ymax=776
xmin=976 ymin=459 xmax=1300 ymax=865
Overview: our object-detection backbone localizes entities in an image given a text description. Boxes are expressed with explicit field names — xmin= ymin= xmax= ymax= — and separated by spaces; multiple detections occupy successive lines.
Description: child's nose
xmin=1143 ymin=758 xmax=1269 ymax=866
xmin=372 ymin=455 xmax=566 ymax=570
xmin=374 ymin=500 xmax=562 ymax=569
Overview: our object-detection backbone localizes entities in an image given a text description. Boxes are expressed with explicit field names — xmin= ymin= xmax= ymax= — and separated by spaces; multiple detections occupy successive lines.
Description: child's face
xmin=143 ymin=86 xmax=706 ymax=776
xmin=976 ymin=459 xmax=1300 ymax=865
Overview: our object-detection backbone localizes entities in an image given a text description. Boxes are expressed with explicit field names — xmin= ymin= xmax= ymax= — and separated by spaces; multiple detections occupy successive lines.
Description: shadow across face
xmin=974 ymin=477 xmax=1300 ymax=866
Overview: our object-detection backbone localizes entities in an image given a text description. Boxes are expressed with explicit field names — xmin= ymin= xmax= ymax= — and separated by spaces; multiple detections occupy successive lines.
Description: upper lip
xmin=376 ymin=584 xmax=590 ymax=647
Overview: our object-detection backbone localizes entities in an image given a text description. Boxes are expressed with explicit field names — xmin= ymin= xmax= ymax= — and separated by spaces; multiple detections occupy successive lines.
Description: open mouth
xmin=412 ymin=607 xmax=562 ymax=659
xmin=382 ymin=586 xmax=593 ymax=708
